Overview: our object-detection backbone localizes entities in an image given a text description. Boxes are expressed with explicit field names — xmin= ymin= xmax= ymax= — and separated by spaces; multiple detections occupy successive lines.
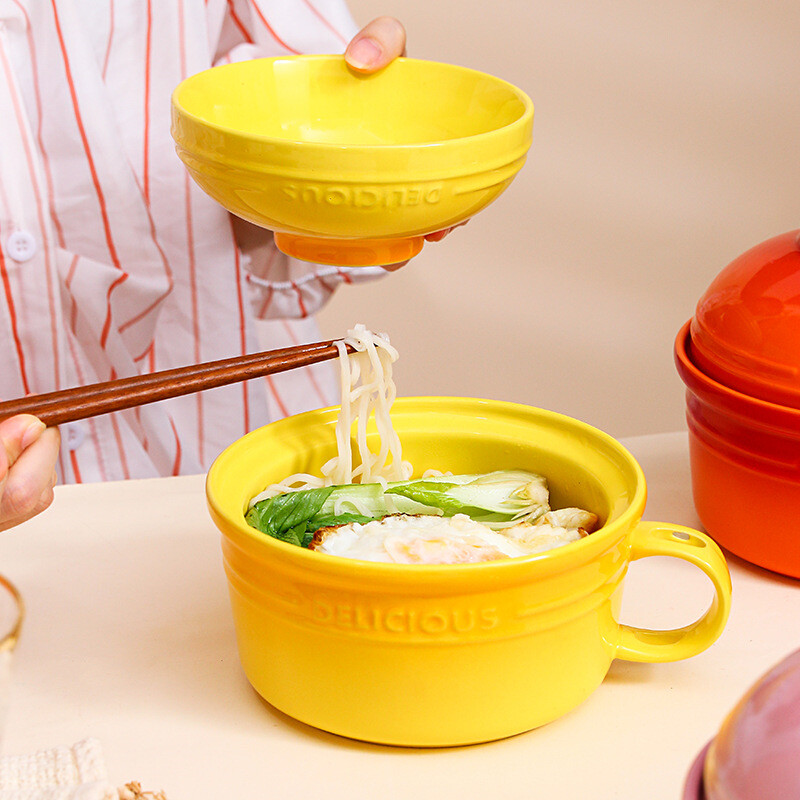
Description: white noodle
xmin=250 ymin=324 xmax=412 ymax=506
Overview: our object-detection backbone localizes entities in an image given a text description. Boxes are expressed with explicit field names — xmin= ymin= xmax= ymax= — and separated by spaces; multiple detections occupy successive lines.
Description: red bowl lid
xmin=674 ymin=320 xmax=800 ymax=434
xmin=690 ymin=229 xmax=800 ymax=408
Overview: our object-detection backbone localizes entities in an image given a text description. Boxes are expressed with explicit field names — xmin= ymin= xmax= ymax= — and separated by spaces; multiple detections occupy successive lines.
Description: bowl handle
xmin=615 ymin=521 xmax=732 ymax=663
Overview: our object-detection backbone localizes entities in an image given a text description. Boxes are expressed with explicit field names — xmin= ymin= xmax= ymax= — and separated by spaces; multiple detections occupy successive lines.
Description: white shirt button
xmin=63 ymin=422 xmax=86 ymax=451
xmin=6 ymin=231 xmax=37 ymax=262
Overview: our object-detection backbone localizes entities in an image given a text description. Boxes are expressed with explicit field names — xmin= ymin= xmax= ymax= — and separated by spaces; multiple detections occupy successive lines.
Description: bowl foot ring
xmin=274 ymin=233 xmax=424 ymax=267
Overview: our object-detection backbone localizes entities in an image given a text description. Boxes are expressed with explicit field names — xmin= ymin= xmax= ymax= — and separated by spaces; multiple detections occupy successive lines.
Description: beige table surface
xmin=0 ymin=431 xmax=798 ymax=799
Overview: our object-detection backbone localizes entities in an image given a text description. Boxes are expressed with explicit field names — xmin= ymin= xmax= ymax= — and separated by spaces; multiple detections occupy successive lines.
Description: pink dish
xmin=684 ymin=648 xmax=800 ymax=800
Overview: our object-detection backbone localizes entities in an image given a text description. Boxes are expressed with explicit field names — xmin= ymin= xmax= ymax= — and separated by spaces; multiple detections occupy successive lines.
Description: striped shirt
xmin=0 ymin=0 xmax=382 ymax=482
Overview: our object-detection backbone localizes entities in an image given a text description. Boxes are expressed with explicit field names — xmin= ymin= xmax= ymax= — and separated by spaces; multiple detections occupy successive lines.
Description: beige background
xmin=317 ymin=0 xmax=800 ymax=439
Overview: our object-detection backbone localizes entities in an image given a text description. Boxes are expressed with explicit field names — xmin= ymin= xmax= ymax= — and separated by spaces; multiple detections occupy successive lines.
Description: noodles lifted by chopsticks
xmin=251 ymin=324 xmax=412 ymax=503
xmin=326 ymin=324 xmax=411 ymax=486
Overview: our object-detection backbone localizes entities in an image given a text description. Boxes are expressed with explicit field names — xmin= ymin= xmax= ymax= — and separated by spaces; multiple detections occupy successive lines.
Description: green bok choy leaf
xmin=245 ymin=470 xmax=551 ymax=547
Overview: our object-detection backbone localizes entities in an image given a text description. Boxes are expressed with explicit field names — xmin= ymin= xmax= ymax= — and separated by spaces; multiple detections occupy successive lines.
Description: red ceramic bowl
xmin=674 ymin=321 xmax=800 ymax=578
xmin=691 ymin=229 xmax=800 ymax=408
xmin=684 ymin=647 xmax=800 ymax=800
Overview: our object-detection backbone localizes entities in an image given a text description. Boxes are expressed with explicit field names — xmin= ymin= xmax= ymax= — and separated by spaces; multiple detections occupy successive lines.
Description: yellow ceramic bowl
xmin=206 ymin=398 xmax=731 ymax=747
xmin=171 ymin=56 xmax=533 ymax=266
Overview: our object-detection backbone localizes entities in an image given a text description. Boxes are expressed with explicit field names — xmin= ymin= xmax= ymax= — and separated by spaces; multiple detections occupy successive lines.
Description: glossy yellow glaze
xmin=171 ymin=56 xmax=533 ymax=266
xmin=206 ymin=398 xmax=731 ymax=746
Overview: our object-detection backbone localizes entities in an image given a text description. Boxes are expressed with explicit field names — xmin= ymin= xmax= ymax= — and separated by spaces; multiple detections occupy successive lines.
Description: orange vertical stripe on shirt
xmin=226 ymin=0 xmax=255 ymax=43
xmin=0 ymin=26 xmax=62 ymax=391
xmin=106 ymin=370 xmax=131 ymax=479
xmin=65 ymin=253 xmax=80 ymax=333
xmin=246 ymin=0 xmax=302 ymax=54
xmin=69 ymin=448 xmax=83 ymax=483
xmin=229 ymin=217 xmax=250 ymax=434
xmin=176 ymin=0 xmax=205 ymax=463
xmin=265 ymin=374 xmax=290 ymax=417
xmin=257 ymin=283 xmax=274 ymax=318
xmin=64 ymin=330 xmax=109 ymax=482
xmin=108 ymin=415 xmax=132 ymax=479
xmin=301 ymin=0 xmax=347 ymax=45
xmin=101 ymin=0 xmax=116 ymax=79
xmin=142 ymin=0 xmax=153 ymax=203
xmin=11 ymin=0 xmax=67 ymax=250
xmin=50 ymin=1 xmax=124 ymax=275
xmin=280 ymin=318 xmax=329 ymax=408
xmin=0 ymin=224 xmax=30 ymax=395
xmin=168 ymin=417 xmax=182 ymax=476
xmin=291 ymin=280 xmax=308 ymax=317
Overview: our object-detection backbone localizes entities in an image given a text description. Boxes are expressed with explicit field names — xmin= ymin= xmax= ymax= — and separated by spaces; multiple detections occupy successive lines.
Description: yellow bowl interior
xmin=174 ymin=55 xmax=529 ymax=145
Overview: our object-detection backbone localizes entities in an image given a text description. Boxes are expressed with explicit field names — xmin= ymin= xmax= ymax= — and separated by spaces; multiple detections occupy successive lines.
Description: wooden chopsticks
xmin=0 ymin=339 xmax=353 ymax=427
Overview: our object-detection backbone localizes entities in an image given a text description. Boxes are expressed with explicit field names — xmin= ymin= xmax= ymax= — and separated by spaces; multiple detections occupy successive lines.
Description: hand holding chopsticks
xmin=0 ymin=339 xmax=352 ymax=427
xmin=0 ymin=414 xmax=60 ymax=531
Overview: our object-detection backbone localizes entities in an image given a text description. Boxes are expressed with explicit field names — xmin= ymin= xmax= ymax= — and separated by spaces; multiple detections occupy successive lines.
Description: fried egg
xmin=309 ymin=512 xmax=595 ymax=565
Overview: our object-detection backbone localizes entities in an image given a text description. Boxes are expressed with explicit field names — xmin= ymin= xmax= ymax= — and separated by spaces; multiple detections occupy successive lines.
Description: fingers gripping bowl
xmin=206 ymin=397 xmax=732 ymax=747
